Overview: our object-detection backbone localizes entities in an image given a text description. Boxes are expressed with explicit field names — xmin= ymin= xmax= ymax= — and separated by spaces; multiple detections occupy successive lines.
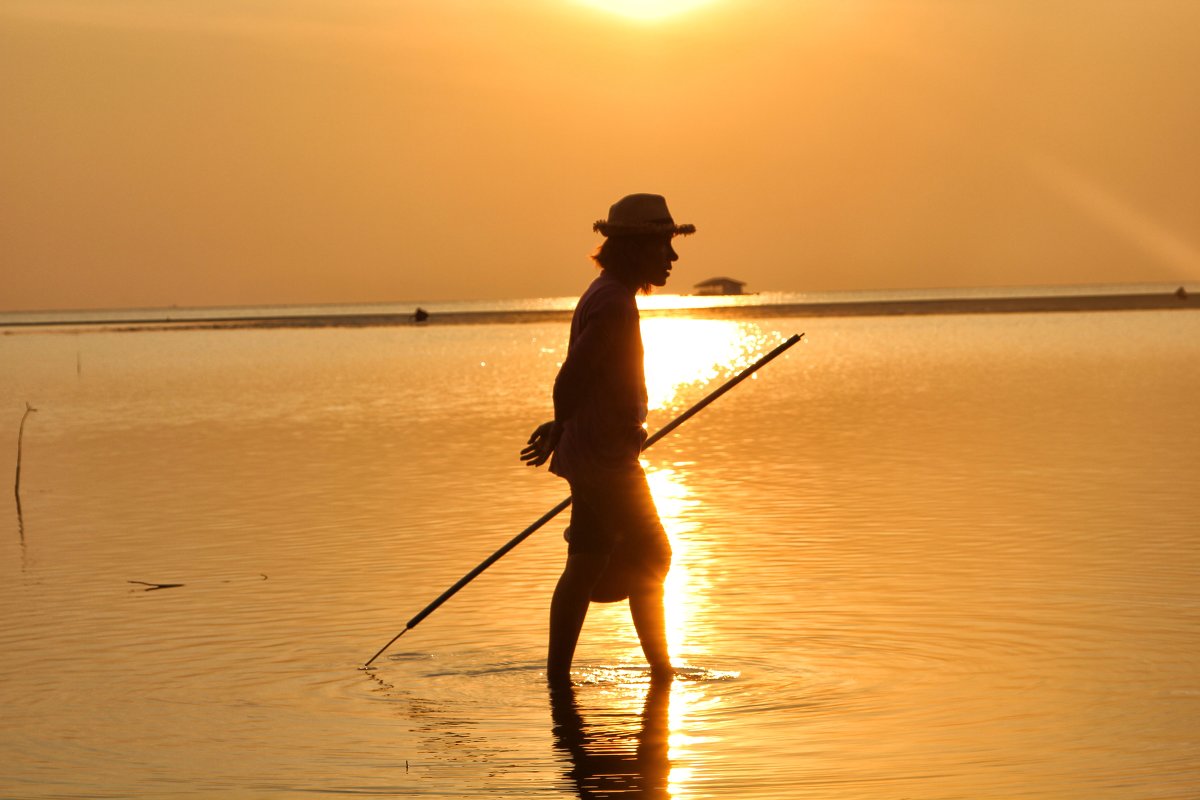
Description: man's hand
xmin=520 ymin=420 xmax=563 ymax=468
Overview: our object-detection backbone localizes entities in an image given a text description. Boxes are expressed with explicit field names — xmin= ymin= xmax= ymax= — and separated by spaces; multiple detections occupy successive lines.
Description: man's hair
xmin=590 ymin=235 xmax=662 ymax=294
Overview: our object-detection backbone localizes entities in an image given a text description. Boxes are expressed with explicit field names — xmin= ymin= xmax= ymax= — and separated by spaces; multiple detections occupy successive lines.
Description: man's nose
xmin=668 ymin=245 xmax=678 ymax=261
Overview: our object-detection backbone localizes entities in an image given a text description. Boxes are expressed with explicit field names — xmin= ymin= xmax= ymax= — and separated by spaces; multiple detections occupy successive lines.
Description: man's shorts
xmin=565 ymin=467 xmax=672 ymax=602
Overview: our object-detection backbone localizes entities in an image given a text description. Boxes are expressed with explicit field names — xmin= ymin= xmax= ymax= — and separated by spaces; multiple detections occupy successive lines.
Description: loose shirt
xmin=549 ymin=271 xmax=649 ymax=483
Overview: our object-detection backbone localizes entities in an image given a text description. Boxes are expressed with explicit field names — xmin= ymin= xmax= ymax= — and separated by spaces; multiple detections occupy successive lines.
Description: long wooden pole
xmin=363 ymin=332 xmax=803 ymax=668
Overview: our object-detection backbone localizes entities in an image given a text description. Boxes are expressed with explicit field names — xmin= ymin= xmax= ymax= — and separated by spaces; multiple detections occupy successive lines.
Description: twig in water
xmin=127 ymin=574 xmax=265 ymax=591
xmin=14 ymin=402 xmax=37 ymax=520
xmin=128 ymin=580 xmax=186 ymax=591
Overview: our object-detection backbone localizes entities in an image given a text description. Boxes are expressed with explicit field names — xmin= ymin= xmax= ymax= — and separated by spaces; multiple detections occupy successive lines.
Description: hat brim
xmin=593 ymin=221 xmax=696 ymax=237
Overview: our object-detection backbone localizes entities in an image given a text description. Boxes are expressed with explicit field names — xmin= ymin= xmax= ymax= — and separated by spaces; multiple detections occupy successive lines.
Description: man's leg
xmin=548 ymin=552 xmax=606 ymax=685
xmin=618 ymin=468 xmax=673 ymax=675
xmin=629 ymin=577 xmax=672 ymax=676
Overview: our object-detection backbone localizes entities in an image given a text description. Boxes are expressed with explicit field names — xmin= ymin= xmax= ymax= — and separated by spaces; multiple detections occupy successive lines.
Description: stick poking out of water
xmin=14 ymin=402 xmax=36 ymax=517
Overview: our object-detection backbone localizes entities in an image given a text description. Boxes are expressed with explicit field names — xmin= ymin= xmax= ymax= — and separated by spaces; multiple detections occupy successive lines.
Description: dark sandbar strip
xmin=686 ymin=291 xmax=1195 ymax=320
xmin=2 ymin=291 xmax=1193 ymax=333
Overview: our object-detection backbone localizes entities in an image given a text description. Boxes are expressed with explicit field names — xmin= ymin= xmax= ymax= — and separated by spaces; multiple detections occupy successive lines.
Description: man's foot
xmin=546 ymin=667 xmax=574 ymax=689
xmin=649 ymin=662 xmax=675 ymax=682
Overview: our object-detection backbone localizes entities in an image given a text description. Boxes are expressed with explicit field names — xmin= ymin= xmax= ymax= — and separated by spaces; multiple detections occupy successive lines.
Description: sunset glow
xmin=2 ymin=3 xmax=1197 ymax=312
xmin=574 ymin=0 xmax=717 ymax=21
xmin=3 ymin=2 xmax=1197 ymax=796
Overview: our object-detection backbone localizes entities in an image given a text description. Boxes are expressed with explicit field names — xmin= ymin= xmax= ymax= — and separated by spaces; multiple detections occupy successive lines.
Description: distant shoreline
xmin=1 ymin=290 xmax=1193 ymax=333
xmin=705 ymin=290 xmax=1194 ymax=319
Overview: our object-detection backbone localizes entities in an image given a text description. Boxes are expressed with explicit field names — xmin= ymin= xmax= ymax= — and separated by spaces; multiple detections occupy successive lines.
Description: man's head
xmin=592 ymin=193 xmax=694 ymax=292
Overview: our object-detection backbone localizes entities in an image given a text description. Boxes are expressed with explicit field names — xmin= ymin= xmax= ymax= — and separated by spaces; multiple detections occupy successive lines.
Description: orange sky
xmin=2 ymin=0 xmax=1198 ymax=311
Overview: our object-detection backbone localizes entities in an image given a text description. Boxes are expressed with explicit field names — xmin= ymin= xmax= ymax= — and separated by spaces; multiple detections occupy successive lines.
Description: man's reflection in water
xmin=549 ymin=675 xmax=673 ymax=798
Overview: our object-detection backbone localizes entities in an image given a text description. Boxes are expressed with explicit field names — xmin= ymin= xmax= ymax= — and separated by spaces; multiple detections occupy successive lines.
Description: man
xmin=520 ymin=193 xmax=695 ymax=685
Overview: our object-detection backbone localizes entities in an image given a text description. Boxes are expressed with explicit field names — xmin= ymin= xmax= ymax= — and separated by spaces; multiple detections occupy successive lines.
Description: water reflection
xmin=638 ymin=318 xmax=770 ymax=412
xmin=549 ymin=677 xmax=673 ymax=799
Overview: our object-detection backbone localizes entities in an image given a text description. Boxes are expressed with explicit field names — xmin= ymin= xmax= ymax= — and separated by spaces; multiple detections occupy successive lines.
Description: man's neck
xmin=602 ymin=269 xmax=643 ymax=295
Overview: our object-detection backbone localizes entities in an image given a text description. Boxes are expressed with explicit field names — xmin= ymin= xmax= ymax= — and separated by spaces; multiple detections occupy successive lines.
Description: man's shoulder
xmin=579 ymin=273 xmax=636 ymax=318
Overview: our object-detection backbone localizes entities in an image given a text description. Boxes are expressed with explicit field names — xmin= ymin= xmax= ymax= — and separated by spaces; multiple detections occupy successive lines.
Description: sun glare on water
xmin=574 ymin=0 xmax=718 ymax=22
xmin=635 ymin=318 xmax=780 ymax=656
xmin=599 ymin=317 xmax=781 ymax=668
xmin=644 ymin=465 xmax=703 ymax=657
xmin=639 ymin=317 xmax=771 ymax=412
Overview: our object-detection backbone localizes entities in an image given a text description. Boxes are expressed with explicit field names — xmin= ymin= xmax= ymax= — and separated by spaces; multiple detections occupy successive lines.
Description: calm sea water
xmin=1 ymin=301 xmax=1198 ymax=798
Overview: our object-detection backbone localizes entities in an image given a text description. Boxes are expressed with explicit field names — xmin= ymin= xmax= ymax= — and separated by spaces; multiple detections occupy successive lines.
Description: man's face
xmin=638 ymin=235 xmax=679 ymax=287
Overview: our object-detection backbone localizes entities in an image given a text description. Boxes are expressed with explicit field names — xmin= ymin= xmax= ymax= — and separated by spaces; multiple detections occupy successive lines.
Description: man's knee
xmin=628 ymin=569 xmax=666 ymax=596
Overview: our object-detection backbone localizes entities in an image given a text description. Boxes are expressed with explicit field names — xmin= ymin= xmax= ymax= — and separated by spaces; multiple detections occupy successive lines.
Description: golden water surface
xmin=1 ymin=308 xmax=1198 ymax=798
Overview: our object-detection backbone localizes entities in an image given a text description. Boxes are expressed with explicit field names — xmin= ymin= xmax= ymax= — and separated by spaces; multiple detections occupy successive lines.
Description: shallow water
xmin=1 ymin=307 xmax=1198 ymax=798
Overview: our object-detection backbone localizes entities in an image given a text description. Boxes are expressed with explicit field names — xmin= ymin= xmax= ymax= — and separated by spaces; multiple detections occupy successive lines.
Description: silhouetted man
xmin=521 ymin=193 xmax=695 ymax=686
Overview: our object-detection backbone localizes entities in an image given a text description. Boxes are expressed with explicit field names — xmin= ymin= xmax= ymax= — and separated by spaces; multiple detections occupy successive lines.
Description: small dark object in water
xmin=15 ymin=402 xmax=37 ymax=527
xmin=1176 ymin=286 xmax=1188 ymax=301
xmin=128 ymin=580 xmax=185 ymax=591
xmin=414 ymin=307 xmax=429 ymax=323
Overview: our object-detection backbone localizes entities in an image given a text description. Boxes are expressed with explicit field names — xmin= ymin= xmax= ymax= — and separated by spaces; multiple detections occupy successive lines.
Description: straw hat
xmin=593 ymin=193 xmax=696 ymax=237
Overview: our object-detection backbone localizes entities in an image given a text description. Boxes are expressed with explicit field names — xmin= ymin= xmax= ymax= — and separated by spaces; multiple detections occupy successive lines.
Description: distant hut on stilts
xmin=693 ymin=277 xmax=748 ymax=296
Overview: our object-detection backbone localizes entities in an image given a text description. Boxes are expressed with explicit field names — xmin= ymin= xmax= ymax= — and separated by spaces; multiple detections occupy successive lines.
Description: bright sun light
xmin=639 ymin=318 xmax=771 ymax=412
xmin=575 ymin=0 xmax=717 ymax=22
